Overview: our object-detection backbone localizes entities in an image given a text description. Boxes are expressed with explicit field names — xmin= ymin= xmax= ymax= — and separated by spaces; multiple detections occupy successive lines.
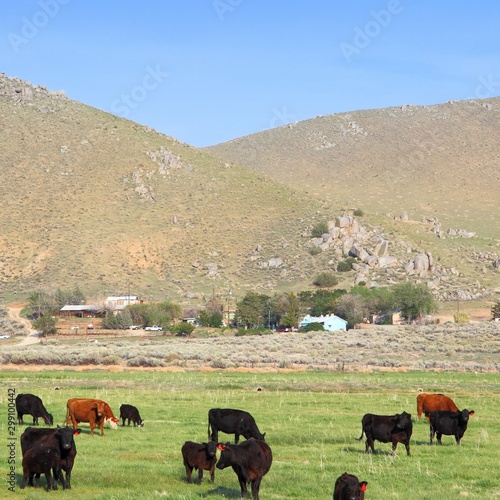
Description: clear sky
xmin=2 ymin=1 xmax=499 ymax=147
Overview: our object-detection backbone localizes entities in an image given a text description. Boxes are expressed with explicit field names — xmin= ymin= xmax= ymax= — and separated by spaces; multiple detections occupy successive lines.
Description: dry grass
xmin=2 ymin=322 xmax=499 ymax=373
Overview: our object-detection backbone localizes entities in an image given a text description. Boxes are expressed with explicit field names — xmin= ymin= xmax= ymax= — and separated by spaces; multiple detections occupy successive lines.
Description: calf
xmin=208 ymin=408 xmax=265 ymax=443
xmin=21 ymin=426 xmax=81 ymax=489
xmin=21 ymin=441 xmax=61 ymax=491
xmin=181 ymin=440 xmax=217 ymax=483
xmin=333 ymin=472 xmax=368 ymax=500
xmin=119 ymin=404 xmax=144 ymax=427
xmin=16 ymin=393 xmax=53 ymax=426
xmin=216 ymin=438 xmax=272 ymax=500
xmin=429 ymin=409 xmax=474 ymax=445
xmin=357 ymin=411 xmax=413 ymax=456
xmin=417 ymin=393 xmax=459 ymax=421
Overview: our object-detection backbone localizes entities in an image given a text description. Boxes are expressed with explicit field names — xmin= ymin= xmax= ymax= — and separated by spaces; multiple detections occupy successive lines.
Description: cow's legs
xmin=436 ymin=432 xmax=443 ymax=445
xmin=197 ymin=468 xmax=204 ymax=483
xmin=251 ymin=478 xmax=262 ymax=500
xmin=235 ymin=432 xmax=240 ymax=444
xmin=185 ymin=465 xmax=193 ymax=483
xmin=429 ymin=426 xmax=435 ymax=445
xmin=237 ymin=473 xmax=248 ymax=498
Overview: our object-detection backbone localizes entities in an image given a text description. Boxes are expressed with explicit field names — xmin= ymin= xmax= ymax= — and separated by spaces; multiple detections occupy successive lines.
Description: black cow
xmin=181 ymin=440 xmax=217 ymax=483
xmin=357 ymin=411 xmax=413 ymax=456
xmin=21 ymin=426 xmax=81 ymax=489
xmin=208 ymin=408 xmax=265 ymax=443
xmin=16 ymin=393 xmax=53 ymax=426
xmin=333 ymin=472 xmax=368 ymax=500
xmin=429 ymin=409 xmax=474 ymax=445
xmin=119 ymin=404 xmax=144 ymax=427
xmin=216 ymin=438 xmax=272 ymax=500
xmin=21 ymin=441 xmax=61 ymax=491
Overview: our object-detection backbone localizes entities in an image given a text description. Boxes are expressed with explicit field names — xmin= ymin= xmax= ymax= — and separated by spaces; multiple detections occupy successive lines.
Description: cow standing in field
xmin=21 ymin=439 xmax=61 ymax=491
xmin=429 ymin=409 xmax=474 ymax=445
xmin=66 ymin=398 xmax=119 ymax=436
xmin=417 ymin=392 xmax=459 ymax=421
xmin=181 ymin=440 xmax=217 ymax=483
xmin=16 ymin=393 xmax=53 ymax=426
xmin=119 ymin=404 xmax=144 ymax=427
xmin=21 ymin=426 xmax=81 ymax=489
xmin=333 ymin=472 xmax=368 ymax=500
xmin=357 ymin=411 xmax=413 ymax=456
xmin=208 ymin=408 xmax=265 ymax=443
xmin=216 ymin=438 xmax=272 ymax=500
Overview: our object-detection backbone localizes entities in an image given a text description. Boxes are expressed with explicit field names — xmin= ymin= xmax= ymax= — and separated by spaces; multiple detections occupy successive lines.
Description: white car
xmin=0 ymin=334 xmax=10 ymax=339
xmin=144 ymin=325 xmax=162 ymax=331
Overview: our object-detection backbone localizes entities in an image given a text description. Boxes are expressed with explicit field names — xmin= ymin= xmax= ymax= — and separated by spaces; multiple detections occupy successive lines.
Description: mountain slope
xmin=207 ymin=98 xmax=500 ymax=238
xmin=0 ymin=75 xmax=334 ymax=301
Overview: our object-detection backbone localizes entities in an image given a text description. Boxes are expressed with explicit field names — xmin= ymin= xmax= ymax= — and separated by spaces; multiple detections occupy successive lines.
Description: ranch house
xmin=105 ymin=295 xmax=142 ymax=313
xmin=299 ymin=314 xmax=348 ymax=332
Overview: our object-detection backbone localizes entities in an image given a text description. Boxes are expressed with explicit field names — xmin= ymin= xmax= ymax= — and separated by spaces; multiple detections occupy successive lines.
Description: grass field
xmin=2 ymin=370 xmax=499 ymax=499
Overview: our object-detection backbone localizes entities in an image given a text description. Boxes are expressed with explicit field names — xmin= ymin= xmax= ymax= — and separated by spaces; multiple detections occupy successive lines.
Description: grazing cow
xmin=66 ymin=398 xmax=119 ymax=436
xmin=119 ymin=404 xmax=144 ymax=427
xmin=429 ymin=409 xmax=474 ymax=445
xmin=21 ymin=440 xmax=61 ymax=491
xmin=208 ymin=408 xmax=265 ymax=443
xmin=333 ymin=472 xmax=368 ymax=500
xmin=181 ymin=440 xmax=217 ymax=483
xmin=357 ymin=411 xmax=413 ymax=456
xmin=16 ymin=393 xmax=53 ymax=426
xmin=21 ymin=426 xmax=81 ymax=489
xmin=417 ymin=393 xmax=459 ymax=421
xmin=216 ymin=439 xmax=272 ymax=500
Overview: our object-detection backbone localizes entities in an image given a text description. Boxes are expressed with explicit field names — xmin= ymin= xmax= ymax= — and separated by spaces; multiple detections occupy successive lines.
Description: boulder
xmin=378 ymin=256 xmax=398 ymax=268
xmin=414 ymin=253 xmax=430 ymax=272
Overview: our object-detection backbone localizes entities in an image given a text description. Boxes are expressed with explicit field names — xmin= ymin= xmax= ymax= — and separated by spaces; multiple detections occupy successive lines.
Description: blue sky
xmin=2 ymin=1 xmax=499 ymax=147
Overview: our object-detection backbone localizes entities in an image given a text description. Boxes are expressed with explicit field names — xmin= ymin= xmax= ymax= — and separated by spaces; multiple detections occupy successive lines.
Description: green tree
xmin=235 ymin=292 xmax=269 ymax=329
xmin=33 ymin=314 xmax=57 ymax=337
xmin=300 ymin=322 xmax=324 ymax=332
xmin=313 ymin=272 xmax=338 ymax=288
xmin=391 ymin=282 xmax=437 ymax=322
xmin=198 ymin=309 xmax=223 ymax=327
xmin=276 ymin=292 xmax=301 ymax=329
xmin=335 ymin=293 xmax=367 ymax=329
xmin=298 ymin=289 xmax=347 ymax=317
xmin=171 ymin=322 xmax=196 ymax=336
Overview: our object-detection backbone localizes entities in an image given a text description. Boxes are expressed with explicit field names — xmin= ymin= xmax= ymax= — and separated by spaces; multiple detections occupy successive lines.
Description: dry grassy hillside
xmin=1 ymin=75 xmax=499 ymax=307
xmin=207 ymin=98 xmax=500 ymax=239
xmin=0 ymin=75 xmax=336 ymax=302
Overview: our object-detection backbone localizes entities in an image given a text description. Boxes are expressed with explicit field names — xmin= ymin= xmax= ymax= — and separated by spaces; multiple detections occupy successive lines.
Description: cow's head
xmin=106 ymin=417 xmax=119 ymax=429
xmin=395 ymin=411 xmax=412 ymax=430
xmin=460 ymin=409 xmax=474 ymax=423
xmin=206 ymin=440 xmax=217 ymax=458
xmin=56 ymin=426 xmax=79 ymax=450
xmin=95 ymin=401 xmax=106 ymax=417
xmin=336 ymin=473 xmax=368 ymax=500
xmin=216 ymin=443 xmax=233 ymax=470
xmin=43 ymin=413 xmax=54 ymax=426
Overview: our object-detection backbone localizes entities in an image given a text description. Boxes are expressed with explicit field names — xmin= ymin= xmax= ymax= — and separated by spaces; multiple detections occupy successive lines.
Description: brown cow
xmin=66 ymin=398 xmax=119 ymax=436
xmin=417 ymin=393 xmax=459 ymax=421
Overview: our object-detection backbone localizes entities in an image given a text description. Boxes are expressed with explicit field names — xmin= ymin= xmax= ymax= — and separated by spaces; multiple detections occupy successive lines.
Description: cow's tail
xmin=65 ymin=403 xmax=70 ymax=426
xmin=207 ymin=415 xmax=211 ymax=442
xmin=356 ymin=427 xmax=365 ymax=441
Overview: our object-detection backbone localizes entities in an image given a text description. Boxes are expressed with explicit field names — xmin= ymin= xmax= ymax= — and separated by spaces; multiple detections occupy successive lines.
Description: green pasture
xmin=1 ymin=370 xmax=499 ymax=499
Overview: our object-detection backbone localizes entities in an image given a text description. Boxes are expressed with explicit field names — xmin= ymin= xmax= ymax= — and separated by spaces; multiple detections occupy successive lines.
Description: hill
xmin=1 ymin=74 xmax=498 ymax=308
xmin=0 ymin=74 xmax=335 ymax=302
xmin=207 ymin=98 xmax=500 ymax=239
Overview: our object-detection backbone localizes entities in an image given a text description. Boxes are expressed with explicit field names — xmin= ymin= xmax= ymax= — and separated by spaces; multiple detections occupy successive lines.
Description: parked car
xmin=144 ymin=325 xmax=162 ymax=331
xmin=129 ymin=325 xmax=144 ymax=330
xmin=0 ymin=334 xmax=10 ymax=339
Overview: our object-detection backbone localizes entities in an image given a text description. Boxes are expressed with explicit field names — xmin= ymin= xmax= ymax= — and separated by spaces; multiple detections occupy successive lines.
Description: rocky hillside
xmin=1 ymin=74 xmax=498 ymax=306
xmin=207 ymin=98 xmax=500 ymax=240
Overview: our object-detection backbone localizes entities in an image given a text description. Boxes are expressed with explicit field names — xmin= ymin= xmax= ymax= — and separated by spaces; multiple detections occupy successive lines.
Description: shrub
xmin=101 ymin=355 xmax=123 ymax=365
xmin=235 ymin=327 xmax=274 ymax=337
xmin=337 ymin=258 xmax=355 ymax=272
xmin=353 ymin=208 xmax=364 ymax=217
xmin=313 ymin=272 xmax=338 ymax=288
xmin=311 ymin=221 xmax=329 ymax=238
xmin=454 ymin=312 xmax=470 ymax=324
xmin=308 ymin=246 xmax=322 ymax=256
xmin=127 ymin=356 xmax=164 ymax=367
xmin=171 ymin=322 xmax=195 ymax=336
